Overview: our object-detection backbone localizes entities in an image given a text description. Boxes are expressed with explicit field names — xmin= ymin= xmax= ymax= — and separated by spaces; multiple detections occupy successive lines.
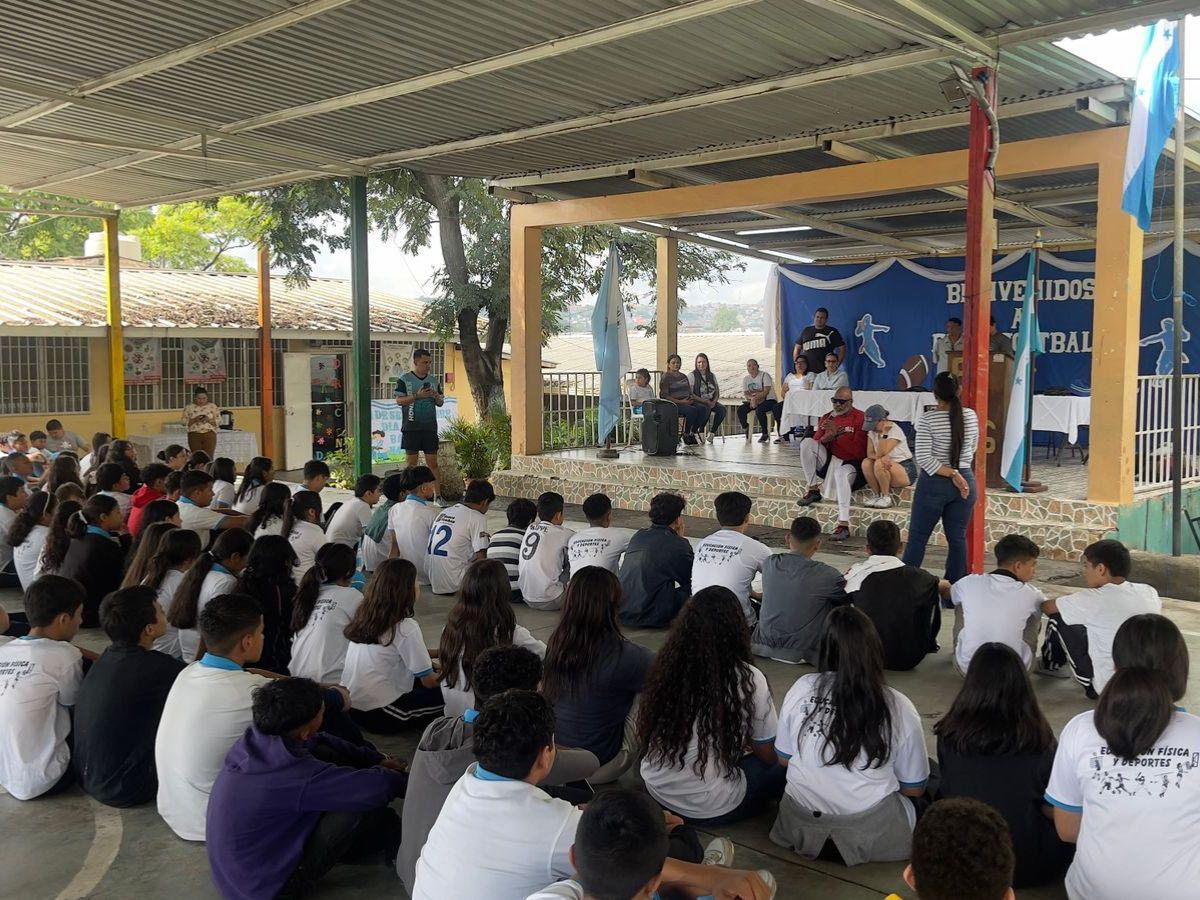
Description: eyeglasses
xmin=831 ymin=397 xmax=851 ymax=405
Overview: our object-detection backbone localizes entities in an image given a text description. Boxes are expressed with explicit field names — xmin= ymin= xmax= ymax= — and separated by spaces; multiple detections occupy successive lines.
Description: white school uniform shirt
xmin=0 ymin=637 xmax=83 ymax=800
xmin=440 ymin=625 xmax=547 ymax=718
xmin=690 ymin=529 xmax=772 ymax=624
xmin=869 ymin=421 xmax=912 ymax=462
xmin=1057 ymin=581 xmax=1162 ymax=692
xmin=412 ymin=764 xmax=583 ymax=900
xmin=640 ymin=664 xmax=777 ymax=819
xmin=151 ymin=568 xmax=187 ymax=659
xmin=177 ymin=566 xmax=238 ymax=663
xmin=517 ymin=520 xmax=574 ymax=610
xmin=13 ymin=523 xmax=49 ymax=589
xmin=389 ymin=496 xmax=439 ymax=585
xmin=527 ymin=882 xmax=584 ymax=900
xmin=775 ymin=673 xmax=928 ymax=818
xmin=99 ymin=488 xmax=132 ymax=517
xmin=950 ymin=572 xmax=1045 ymax=671
xmin=426 ymin=503 xmax=490 ymax=595
xmin=288 ymin=520 xmax=328 ymax=580
xmin=154 ymin=658 xmax=269 ymax=841
xmin=341 ymin=618 xmax=434 ymax=711
xmin=232 ymin=483 xmax=265 ymax=515
xmin=1046 ymin=709 xmax=1200 ymax=900
xmin=254 ymin=516 xmax=285 ymax=538
xmin=289 ymin=584 xmax=363 ymax=683
xmin=178 ymin=496 xmax=226 ymax=536
xmin=0 ymin=505 xmax=15 ymax=571
xmin=326 ymin=496 xmax=373 ymax=548
xmin=210 ymin=479 xmax=236 ymax=509
xmin=566 ymin=526 xmax=633 ymax=575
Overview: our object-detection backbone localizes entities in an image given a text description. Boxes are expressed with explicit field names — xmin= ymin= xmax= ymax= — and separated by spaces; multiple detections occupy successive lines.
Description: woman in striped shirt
xmin=902 ymin=372 xmax=979 ymax=583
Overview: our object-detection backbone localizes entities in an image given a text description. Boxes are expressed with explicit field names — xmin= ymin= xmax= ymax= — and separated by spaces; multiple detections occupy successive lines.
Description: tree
xmin=260 ymin=173 xmax=742 ymax=417
xmin=711 ymin=305 xmax=741 ymax=332
xmin=0 ymin=197 xmax=152 ymax=260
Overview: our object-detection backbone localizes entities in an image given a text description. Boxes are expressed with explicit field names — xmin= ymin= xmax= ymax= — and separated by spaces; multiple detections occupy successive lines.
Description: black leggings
xmin=349 ymin=679 xmax=445 ymax=734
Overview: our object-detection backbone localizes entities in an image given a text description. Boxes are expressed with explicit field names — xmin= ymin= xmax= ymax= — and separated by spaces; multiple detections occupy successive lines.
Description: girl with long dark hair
xmin=771 ymin=605 xmax=928 ymax=865
xmin=342 ymin=558 xmax=443 ymax=732
xmin=289 ymin=542 xmax=361 ymax=683
xmin=638 ymin=586 xmax=783 ymax=825
xmin=935 ymin=642 xmax=1073 ymax=887
xmin=437 ymin=558 xmax=545 ymax=717
xmin=248 ymin=481 xmax=291 ymax=536
xmin=142 ymin=528 xmax=203 ymax=659
xmin=233 ymin=456 xmax=274 ymax=513
xmin=169 ymin=527 xmax=252 ymax=662
xmin=58 ymin=494 xmax=127 ymax=626
xmin=121 ymin=521 xmax=177 ymax=588
xmin=207 ymin=457 xmax=237 ymax=509
xmin=902 ymin=371 xmax=979 ymax=582
xmin=285 ymin=490 xmax=325 ymax=578
xmin=79 ymin=432 xmax=110 ymax=480
xmin=9 ymin=490 xmax=54 ymax=589
xmin=1046 ymin=614 xmax=1198 ymax=900
xmin=183 ymin=450 xmax=210 ymax=472
xmin=543 ymin=566 xmax=654 ymax=782
xmin=38 ymin=498 xmax=82 ymax=575
xmin=44 ymin=455 xmax=84 ymax=496
xmin=236 ymin=534 xmax=298 ymax=674
xmin=107 ymin=439 xmax=142 ymax=492
xmin=691 ymin=352 xmax=724 ymax=440
xmin=156 ymin=444 xmax=188 ymax=471
xmin=131 ymin=499 xmax=180 ymax=551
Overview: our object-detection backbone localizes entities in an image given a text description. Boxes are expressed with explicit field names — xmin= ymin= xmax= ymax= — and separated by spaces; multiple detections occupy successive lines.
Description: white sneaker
xmin=702 ymin=836 xmax=734 ymax=867
xmin=706 ymin=432 xmax=715 ymax=443
xmin=756 ymin=870 xmax=778 ymax=898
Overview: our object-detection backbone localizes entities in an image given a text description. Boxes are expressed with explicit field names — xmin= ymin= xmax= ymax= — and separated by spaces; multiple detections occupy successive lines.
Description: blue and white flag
xmin=1121 ymin=20 xmax=1182 ymax=231
xmin=592 ymin=242 xmax=631 ymax=445
xmin=1001 ymin=249 xmax=1042 ymax=491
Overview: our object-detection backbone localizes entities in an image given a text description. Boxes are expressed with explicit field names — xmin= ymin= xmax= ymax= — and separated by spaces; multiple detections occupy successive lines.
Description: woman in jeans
xmin=659 ymin=353 xmax=708 ymax=445
xmin=902 ymin=372 xmax=979 ymax=583
xmin=691 ymin=352 xmax=725 ymax=441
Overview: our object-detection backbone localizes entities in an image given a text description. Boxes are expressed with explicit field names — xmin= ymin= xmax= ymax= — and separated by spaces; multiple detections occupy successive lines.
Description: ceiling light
xmin=735 ymin=225 xmax=813 ymax=235
xmin=764 ymin=249 xmax=814 ymax=263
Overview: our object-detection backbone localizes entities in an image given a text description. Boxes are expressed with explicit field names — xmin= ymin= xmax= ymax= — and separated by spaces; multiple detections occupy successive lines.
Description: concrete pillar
xmin=102 ymin=215 xmax=125 ymax=437
xmin=257 ymin=243 xmax=275 ymax=459
xmin=655 ymin=236 xmax=678 ymax=371
xmin=511 ymin=223 xmax=543 ymax=455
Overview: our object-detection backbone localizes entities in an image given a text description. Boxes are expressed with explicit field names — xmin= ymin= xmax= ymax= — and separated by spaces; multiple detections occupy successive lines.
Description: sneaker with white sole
xmin=702 ymin=836 xmax=734 ymax=867
xmin=756 ymin=870 xmax=778 ymax=898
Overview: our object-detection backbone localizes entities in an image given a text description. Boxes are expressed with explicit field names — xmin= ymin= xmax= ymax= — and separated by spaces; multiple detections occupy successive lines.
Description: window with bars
xmin=124 ymin=338 xmax=287 ymax=411
xmin=312 ymin=339 xmax=446 ymax=399
xmin=0 ymin=337 xmax=91 ymax=414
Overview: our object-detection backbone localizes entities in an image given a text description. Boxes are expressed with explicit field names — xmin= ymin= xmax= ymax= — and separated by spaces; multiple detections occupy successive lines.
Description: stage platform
xmin=492 ymin=439 xmax=1112 ymax=561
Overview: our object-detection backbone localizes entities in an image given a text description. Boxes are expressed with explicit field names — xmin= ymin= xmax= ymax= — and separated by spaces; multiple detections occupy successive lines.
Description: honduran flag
xmin=591 ymin=242 xmax=631 ymax=445
xmin=1001 ymin=249 xmax=1042 ymax=492
xmin=1121 ymin=20 xmax=1182 ymax=231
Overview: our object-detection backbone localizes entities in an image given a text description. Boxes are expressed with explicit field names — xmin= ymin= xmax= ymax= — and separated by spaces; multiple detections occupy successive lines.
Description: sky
xmin=267 ymin=17 xmax=1196 ymax=309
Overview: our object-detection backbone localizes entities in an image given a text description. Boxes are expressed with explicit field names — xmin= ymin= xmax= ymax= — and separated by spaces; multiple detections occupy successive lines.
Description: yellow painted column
xmin=655 ymin=236 xmax=678 ymax=371
xmin=510 ymin=222 xmax=543 ymax=456
xmin=1088 ymin=155 xmax=1144 ymax=505
xmin=103 ymin=216 xmax=126 ymax=437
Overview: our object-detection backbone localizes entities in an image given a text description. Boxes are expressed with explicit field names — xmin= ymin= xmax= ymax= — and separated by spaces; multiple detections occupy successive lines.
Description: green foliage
xmin=711 ymin=305 xmax=741 ymax=332
xmin=442 ymin=418 xmax=499 ymax=480
xmin=485 ymin=407 xmax=512 ymax=471
xmin=0 ymin=194 xmax=152 ymax=260
xmin=321 ymin=434 xmax=357 ymax=490
xmin=133 ymin=197 xmax=267 ymax=271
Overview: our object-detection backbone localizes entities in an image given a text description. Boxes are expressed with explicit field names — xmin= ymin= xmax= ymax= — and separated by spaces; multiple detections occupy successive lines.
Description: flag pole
xmin=1170 ymin=16 xmax=1186 ymax=556
xmin=1023 ymin=232 xmax=1041 ymax=485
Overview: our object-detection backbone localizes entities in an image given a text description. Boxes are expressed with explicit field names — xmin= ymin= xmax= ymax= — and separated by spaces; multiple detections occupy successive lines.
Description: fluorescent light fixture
xmin=636 ymin=220 xmax=669 ymax=229
xmin=735 ymin=225 xmax=813 ymax=235
xmin=694 ymin=231 xmax=752 ymax=248
xmin=764 ymin=249 xmax=814 ymax=263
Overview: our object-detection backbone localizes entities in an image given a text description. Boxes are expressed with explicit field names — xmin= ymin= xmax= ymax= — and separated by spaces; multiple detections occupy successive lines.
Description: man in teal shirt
xmin=395 ymin=347 xmax=445 ymax=489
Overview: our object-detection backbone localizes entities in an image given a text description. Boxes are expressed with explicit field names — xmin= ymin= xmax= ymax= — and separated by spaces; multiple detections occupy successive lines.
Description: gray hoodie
xmin=752 ymin=553 xmax=847 ymax=663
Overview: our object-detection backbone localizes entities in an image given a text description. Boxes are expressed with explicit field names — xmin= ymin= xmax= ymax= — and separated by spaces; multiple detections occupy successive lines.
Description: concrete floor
xmin=2 ymin=501 xmax=1196 ymax=900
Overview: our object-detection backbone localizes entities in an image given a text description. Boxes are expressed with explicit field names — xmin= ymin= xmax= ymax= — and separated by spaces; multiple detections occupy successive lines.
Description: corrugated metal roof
xmin=0 ymin=260 xmax=433 ymax=333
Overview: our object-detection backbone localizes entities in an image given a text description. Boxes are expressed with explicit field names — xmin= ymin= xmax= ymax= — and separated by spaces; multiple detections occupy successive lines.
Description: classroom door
xmin=283 ymin=353 xmax=312 ymax=470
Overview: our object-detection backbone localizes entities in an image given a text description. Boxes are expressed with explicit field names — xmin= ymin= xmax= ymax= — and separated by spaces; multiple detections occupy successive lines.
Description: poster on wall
xmin=369 ymin=397 xmax=458 ymax=463
xmin=122 ymin=337 xmax=161 ymax=384
xmin=183 ymin=337 xmax=227 ymax=384
xmin=379 ymin=342 xmax=415 ymax=388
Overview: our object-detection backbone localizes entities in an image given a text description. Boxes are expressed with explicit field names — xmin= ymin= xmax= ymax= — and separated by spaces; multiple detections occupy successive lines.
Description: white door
xmin=283 ymin=353 xmax=312 ymax=471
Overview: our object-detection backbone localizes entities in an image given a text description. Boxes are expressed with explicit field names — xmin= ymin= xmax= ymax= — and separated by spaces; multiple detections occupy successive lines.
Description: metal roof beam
xmin=798 ymin=0 xmax=993 ymax=62
xmin=1073 ymin=96 xmax=1128 ymax=127
xmin=886 ymin=0 xmax=996 ymax=59
xmin=0 ymin=125 xmax=294 ymax=168
xmin=622 ymin=221 xmax=791 ymax=263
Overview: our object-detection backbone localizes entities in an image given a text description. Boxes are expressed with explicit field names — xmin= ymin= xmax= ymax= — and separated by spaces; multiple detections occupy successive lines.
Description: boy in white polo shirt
xmin=177 ymin=470 xmax=247 ymax=539
xmin=325 ymin=473 xmax=382 ymax=548
xmin=518 ymin=491 xmax=574 ymax=611
xmin=427 ymin=480 xmax=494 ymax=595
xmin=950 ymin=534 xmax=1045 ymax=676
xmin=388 ymin=466 xmax=439 ymax=585
xmin=566 ymin=493 xmax=632 ymax=576
xmin=691 ymin=492 xmax=771 ymax=626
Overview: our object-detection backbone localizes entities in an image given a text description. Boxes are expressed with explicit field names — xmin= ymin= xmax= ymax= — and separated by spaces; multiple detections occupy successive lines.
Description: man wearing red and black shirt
xmin=797 ymin=387 xmax=867 ymax=543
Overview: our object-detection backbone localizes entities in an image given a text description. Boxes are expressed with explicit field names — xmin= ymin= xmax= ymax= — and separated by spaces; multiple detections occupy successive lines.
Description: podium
xmin=947 ymin=352 xmax=1012 ymax=489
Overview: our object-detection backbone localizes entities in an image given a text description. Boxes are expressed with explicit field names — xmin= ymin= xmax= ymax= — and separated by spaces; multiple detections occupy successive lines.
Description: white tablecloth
xmin=129 ymin=430 xmax=260 ymax=465
xmin=1032 ymin=396 xmax=1090 ymax=444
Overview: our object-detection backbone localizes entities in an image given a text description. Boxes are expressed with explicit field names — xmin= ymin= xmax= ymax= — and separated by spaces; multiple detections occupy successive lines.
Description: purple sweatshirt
xmin=206 ymin=727 xmax=407 ymax=900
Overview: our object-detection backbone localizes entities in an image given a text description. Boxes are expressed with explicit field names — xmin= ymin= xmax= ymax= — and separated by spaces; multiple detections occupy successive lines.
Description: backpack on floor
xmin=641 ymin=399 xmax=679 ymax=457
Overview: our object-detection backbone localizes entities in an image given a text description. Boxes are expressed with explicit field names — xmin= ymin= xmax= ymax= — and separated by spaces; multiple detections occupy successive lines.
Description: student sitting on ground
xmin=35 ymin=497 xmax=81 ymax=578
xmin=232 ymin=456 xmax=274 ymax=514
xmin=1040 ymin=539 xmax=1162 ymax=700
xmin=752 ymin=516 xmax=847 ymax=665
xmin=121 ymin=521 xmax=177 ymax=590
xmin=45 ymin=419 xmax=89 ymax=456
xmin=58 ymin=493 xmax=127 ymax=627
xmin=486 ymin=497 xmax=537 ymax=601
xmin=164 ymin=470 xmax=184 ymax=502
xmin=326 ymin=474 xmax=382 ymax=549
xmin=360 ymin=472 xmax=403 ymax=574
xmin=566 ymin=493 xmax=633 ymax=576
xmin=847 ymin=520 xmax=941 ymax=671
xmin=950 ymin=534 xmax=1045 ymax=676
xmin=617 ymin=492 xmax=693 ymax=628
xmin=543 ymin=566 xmax=654 ymax=784
xmin=168 ymin=528 xmax=254 ymax=662
xmin=128 ymin=462 xmax=172 ymax=538
xmin=342 ymin=558 xmax=443 ymax=732
xmin=73 ymin=586 xmax=186 ymax=807
xmin=518 ymin=491 xmax=575 ymax=611
xmin=525 ymin=789 xmax=778 ymax=900
xmin=438 ymin=558 xmax=545 ymax=717
xmin=934 ymin=642 xmax=1073 ymax=888
xmin=133 ymin=499 xmax=182 ymax=549
xmin=206 ymin=457 xmax=237 ymax=510
xmin=691 ymin=491 xmax=771 ymax=625
xmin=772 ymin=606 xmax=929 ymax=865
xmin=178 ymin=470 xmax=249 ymax=538
xmin=248 ymin=481 xmax=292 ymax=537
xmin=143 ymin=529 xmax=203 ymax=660
xmin=388 ymin=466 xmax=440 ymax=586
xmin=285 ymin=490 xmax=326 ymax=579
xmin=236 ymin=535 xmax=299 ymax=675
xmin=290 ymin=459 xmax=330 ymax=496
xmin=427 ymin=479 xmax=494 ymax=596
xmin=8 ymin=489 xmax=54 ymax=590
xmin=398 ymin=645 xmax=601 ymax=894
xmin=898 ymin=797 xmax=1016 ymax=900
xmin=95 ymin=461 xmax=133 ymax=517
xmin=206 ymin=677 xmax=407 ymax=900
xmin=639 ymin=586 xmax=784 ymax=826
xmin=0 ymin=576 xmax=85 ymax=799
xmin=289 ymin=542 xmax=363 ymax=684
xmin=0 ymin=475 xmax=28 ymax=588
xmin=1046 ymin=614 xmax=1199 ymax=900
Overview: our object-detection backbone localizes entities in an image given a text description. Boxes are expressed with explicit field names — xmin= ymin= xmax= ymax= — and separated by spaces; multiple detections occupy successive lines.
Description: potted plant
xmin=443 ymin=418 xmax=498 ymax=483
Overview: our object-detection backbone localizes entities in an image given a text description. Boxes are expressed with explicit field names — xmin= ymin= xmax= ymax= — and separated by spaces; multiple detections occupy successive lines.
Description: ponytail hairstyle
xmin=344 ymin=558 xmax=417 ymax=645
xmin=237 ymin=535 xmax=298 ymax=601
xmin=283 ymin=490 xmax=322 ymax=536
xmin=933 ymin=371 xmax=965 ymax=469
xmin=1094 ymin=614 xmax=1189 ymax=762
xmin=142 ymin=528 xmax=203 ymax=592
xmin=184 ymin=450 xmax=210 ymax=472
xmin=157 ymin=443 xmax=188 ymax=469
xmin=207 ymin=456 xmax=236 ymax=485
xmin=66 ymin=494 xmax=120 ymax=540
xmin=45 ymin=455 xmax=84 ymax=495
xmin=437 ymin=558 xmax=516 ymax=692
xmin=8 ymin=490 xmax=55 ymax=549
xmin=121 ymin=521 xmax=177 ymax=587
xmin=248 ymin=481 xmax=291 ymax=533
xmin=39 ymin=499 xmax=82 ymax=574
xmin=291 ymin=542 xmax=357 ymax=633
xmin=169 ymin=527 xmax=254 ymax=630
xmin=542 ymin=566 xmax=625 ymax=702
xmin=803 ymin=605 xmax=893 ymax=769
xmin=235 ymin=456 xmax=274 ymax=503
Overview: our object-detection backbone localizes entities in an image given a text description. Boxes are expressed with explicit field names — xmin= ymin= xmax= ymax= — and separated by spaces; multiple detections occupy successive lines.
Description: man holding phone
xmin=395 ymin=348 xmax=445 ymax=493
xmin=796 ymin=386 xmax=867 ymax=543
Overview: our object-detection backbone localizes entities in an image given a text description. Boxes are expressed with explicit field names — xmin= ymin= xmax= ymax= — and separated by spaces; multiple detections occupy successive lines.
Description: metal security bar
xmin=1134 ymin=374 xmax=1200 ymax=491
xmin=0 ymin=336 xmax=90 ymax=414
xmin=125 ymin=337 xmax=286 ymax=411
xmin=312 ymin=339 xmax=445 ymax=399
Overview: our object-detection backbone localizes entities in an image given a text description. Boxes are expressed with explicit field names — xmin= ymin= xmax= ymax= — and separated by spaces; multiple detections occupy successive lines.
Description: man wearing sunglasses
xmin=796 ymin=386 xmax=868 ymax=542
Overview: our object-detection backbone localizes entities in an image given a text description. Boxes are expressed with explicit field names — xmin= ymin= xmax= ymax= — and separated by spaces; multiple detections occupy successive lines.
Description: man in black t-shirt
xmin=793 ymin=306 xmax=846 ymax=375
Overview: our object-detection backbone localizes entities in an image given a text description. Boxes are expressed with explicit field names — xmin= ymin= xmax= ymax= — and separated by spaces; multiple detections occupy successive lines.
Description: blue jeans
xmin=701 ymin=403 xmax=726 ymax=434
xmin=678 ymin=754 xmax=787 ymax=828
xmin=679 ymin=403 xmax=710 ymax=434
xmin=902 ymin=470 xmax=977 ymax=584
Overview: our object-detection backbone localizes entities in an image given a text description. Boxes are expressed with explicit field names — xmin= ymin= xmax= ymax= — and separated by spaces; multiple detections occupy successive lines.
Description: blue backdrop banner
xmin=778 ymin=242 xmax=1197 ymax=392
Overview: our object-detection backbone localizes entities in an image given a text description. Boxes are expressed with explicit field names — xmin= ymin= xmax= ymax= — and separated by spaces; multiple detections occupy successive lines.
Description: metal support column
xmin=257 ymin=243 xmax=275 ymax=460
xmin=103 ymin=215 xmax=126 ymax=437
xmin=349 ymin=175 xmax=372 ymax=478
xmin=1171 ymin=17 xmax=1186 ymax=556
xmin=655 ymin=236 xmax=679 ymax=371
